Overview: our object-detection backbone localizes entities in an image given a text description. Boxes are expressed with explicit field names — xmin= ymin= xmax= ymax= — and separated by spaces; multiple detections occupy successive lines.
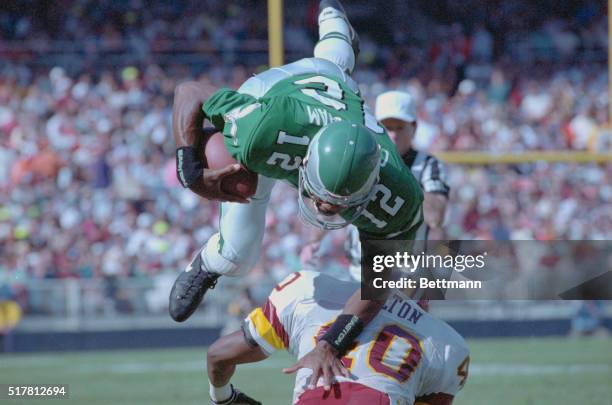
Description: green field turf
xmin=1 ymin=337 xmax=611 ymax=405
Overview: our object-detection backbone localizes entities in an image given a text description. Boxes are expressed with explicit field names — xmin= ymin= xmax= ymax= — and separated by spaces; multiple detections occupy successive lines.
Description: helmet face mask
xmin=298 ymin=166 xmax=376 ymax=230
xmin=297 ymin=122 xmax=381 ymax=230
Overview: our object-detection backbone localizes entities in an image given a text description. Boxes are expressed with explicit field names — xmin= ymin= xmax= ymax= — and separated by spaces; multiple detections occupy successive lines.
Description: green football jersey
xmin=202 ymin=73 xmax=423 ymax=239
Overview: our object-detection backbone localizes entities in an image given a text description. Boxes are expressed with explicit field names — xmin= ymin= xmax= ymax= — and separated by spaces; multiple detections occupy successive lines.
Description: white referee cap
xmin=375 ymin=90 xmax=417 ymax=123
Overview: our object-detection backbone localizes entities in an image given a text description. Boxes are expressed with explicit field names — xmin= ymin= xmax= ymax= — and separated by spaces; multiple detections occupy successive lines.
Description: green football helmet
xmin=298 ymin=120 xmax=381 ymax=230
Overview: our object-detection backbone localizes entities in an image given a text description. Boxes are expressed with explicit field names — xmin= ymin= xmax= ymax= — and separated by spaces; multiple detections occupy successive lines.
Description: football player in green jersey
xmin=170 ymin=0 xmax=423 ymax=397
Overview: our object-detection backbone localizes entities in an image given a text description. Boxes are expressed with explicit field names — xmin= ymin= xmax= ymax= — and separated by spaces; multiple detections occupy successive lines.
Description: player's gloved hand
xmin=283 ymin=340 xmax=349 ymax=391
xmin=201 ymin=164 xmax=249 ymax=203
xmin=212 ymin=386 xmax=261 ymax=405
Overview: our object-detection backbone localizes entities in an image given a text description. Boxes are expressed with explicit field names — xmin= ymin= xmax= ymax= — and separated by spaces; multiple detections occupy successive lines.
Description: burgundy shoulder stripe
xmin=262 ymin=299 xmax=290 ymax=348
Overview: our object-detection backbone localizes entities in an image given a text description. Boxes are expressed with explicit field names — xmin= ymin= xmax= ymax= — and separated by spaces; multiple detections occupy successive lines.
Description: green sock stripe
xmin=318 ymin=32 xmax=351 ymax=45
xmin=218 ymin=206 xmax=225 ymax=253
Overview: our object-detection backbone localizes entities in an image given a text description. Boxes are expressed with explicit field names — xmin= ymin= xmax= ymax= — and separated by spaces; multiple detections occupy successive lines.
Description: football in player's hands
xmin=204 ymin=131 xmax=258 ymax=199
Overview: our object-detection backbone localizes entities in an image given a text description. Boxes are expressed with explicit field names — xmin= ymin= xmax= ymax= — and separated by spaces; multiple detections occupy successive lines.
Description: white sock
xmin=318 ymin=8 xmax=350 ymax=39
xmin=209 ymin=381 xmax=232 ymax=404
xmin=314 ymin=37 xmax=355 ymax=74
xmin=316 ymin=7 xmax=354 ymax=73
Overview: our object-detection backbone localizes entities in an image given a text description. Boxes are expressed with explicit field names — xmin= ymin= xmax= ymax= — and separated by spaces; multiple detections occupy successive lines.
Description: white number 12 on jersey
xmin=294 ymin=76 xmax=384 ymax=134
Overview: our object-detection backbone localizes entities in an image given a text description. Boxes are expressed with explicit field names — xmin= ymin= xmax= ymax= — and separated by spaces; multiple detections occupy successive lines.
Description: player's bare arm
xmin=172 ymin=81 xmax=248 ymax=203
xmin=297 ymin=230 xmax=418 ymax=384
xmin=207 ymin=330 xmax=267 ymax=385
xmin=423 ymin=192 xmax=448 ymax=229
xmin=341 ymin=291 xmax=386 ymax=325
xmin=283 ymin=339 xmax=349 ymax=391
xmin=207 ymin=330 xmax=265 ymax=404
xmin=283 ymin=294 xmax=385 ymax=390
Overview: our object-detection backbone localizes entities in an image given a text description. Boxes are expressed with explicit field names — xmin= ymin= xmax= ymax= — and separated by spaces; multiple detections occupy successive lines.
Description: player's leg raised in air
xmin=315 ymin=0 xmax=359 ymax=74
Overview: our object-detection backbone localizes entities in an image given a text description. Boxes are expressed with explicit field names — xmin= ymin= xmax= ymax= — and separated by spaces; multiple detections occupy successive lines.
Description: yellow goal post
xmin=434 ymin=151 xmax=612 ymax=165
xmin=268 ymin=0 xmax=284 ymax=67
xmin=266 ymin=1 xmax=611 ymax=165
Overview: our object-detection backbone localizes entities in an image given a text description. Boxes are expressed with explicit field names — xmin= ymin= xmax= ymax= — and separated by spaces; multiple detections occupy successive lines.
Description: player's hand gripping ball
xmin=204 ymin=132 xmax=258 ymax=199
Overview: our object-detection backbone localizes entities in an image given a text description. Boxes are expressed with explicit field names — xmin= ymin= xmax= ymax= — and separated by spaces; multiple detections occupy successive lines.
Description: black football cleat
xmin=319 ymin=0 xmax=360 ymax=58
xmin=211 ymin=386 xmax=261 ymax=405
xmin=169 ymin=249 xmax=220 ymax=322
xmin=233 ymin=390 xmax=262 ymax=405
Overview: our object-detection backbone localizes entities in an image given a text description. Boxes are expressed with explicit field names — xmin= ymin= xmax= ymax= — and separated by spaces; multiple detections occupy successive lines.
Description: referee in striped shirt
xmin=375 ymin=90 xmax=449 ymax=240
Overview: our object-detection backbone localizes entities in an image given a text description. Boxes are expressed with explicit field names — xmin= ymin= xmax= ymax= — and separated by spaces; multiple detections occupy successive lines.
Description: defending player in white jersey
xmin=206 ymin=271 xmax=470 ymax=405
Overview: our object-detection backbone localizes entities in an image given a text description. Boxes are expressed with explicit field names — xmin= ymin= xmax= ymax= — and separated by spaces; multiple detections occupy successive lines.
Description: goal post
xmin=434 ymin=151 xmax=612 ymax=165
xmin=268 ymin=0 xmax=284 ymax=67
xmin=609 ymin=0 xmax=611 ymax=122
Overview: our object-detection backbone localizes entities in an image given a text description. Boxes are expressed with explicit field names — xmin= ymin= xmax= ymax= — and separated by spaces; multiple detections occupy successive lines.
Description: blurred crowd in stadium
xmin=0 ymin=0 xmax=610 ymax=314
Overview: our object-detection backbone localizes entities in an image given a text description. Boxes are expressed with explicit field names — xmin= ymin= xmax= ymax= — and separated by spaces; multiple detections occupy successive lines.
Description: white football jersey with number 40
xmin=244 ymin=271 xmax=470 ymax=404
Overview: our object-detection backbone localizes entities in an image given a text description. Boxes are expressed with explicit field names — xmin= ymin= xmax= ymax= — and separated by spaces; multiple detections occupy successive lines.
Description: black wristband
xmin=320 ymin=314 xmax=364 ymax=357
xmin=176 ymin=146 xmax=204 ymax=188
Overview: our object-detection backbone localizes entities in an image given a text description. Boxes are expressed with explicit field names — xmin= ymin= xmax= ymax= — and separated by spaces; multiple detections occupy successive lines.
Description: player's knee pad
xmin=201 ymin=233 xmax=252 ymax=277
xmin=314 ymin=36 xmax=355 ymax=74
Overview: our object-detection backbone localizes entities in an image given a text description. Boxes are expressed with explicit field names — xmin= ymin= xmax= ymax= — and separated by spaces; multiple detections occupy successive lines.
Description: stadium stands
xmin=0 ymin=0 xmax=609 ymax=317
